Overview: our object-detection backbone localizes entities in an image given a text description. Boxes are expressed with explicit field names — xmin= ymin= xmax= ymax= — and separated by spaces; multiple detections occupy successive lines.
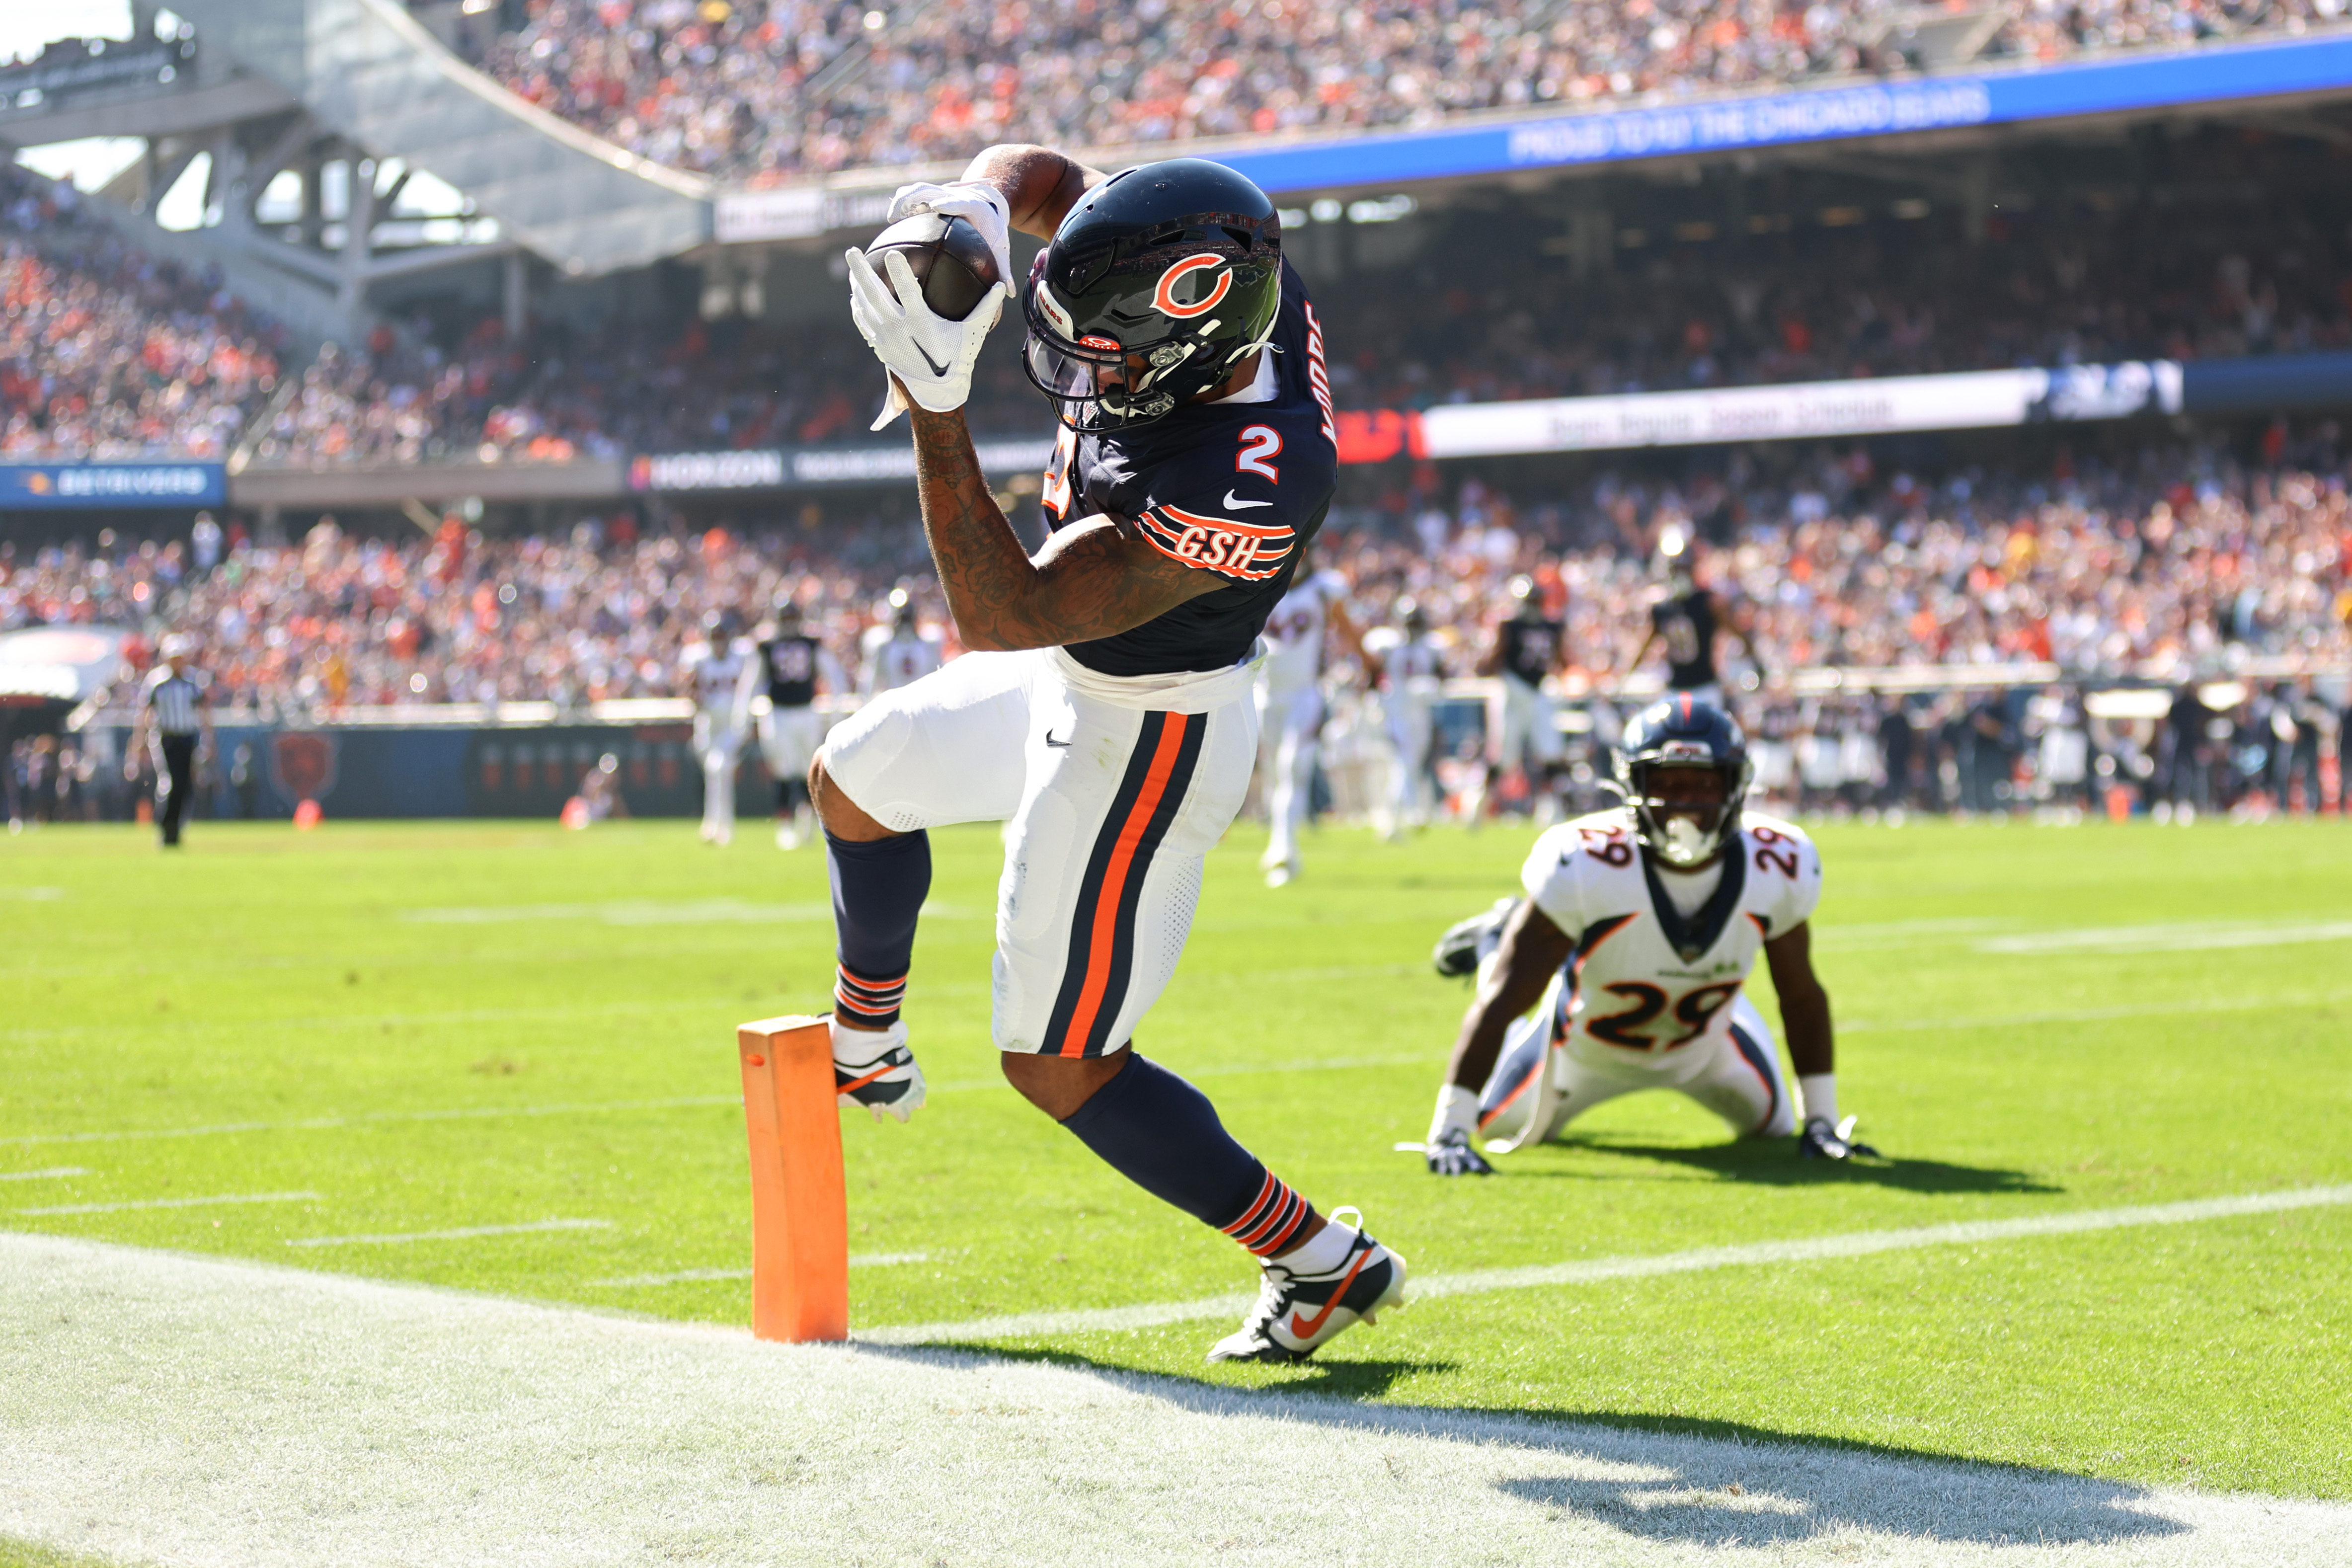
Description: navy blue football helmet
xmin=1612 ymin=694 xmax=1753 ymax=867
xmin=1022 ymin=158 xmax=1283 ymax=432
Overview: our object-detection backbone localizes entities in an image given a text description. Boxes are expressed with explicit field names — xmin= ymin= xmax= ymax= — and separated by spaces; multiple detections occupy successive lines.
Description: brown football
xmin=865 ymin=213 xmax=1002 ymax=322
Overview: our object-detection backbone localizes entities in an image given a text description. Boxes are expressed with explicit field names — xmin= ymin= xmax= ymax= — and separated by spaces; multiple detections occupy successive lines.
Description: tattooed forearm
xmin=908 ymin=402 xmax=1216 ymax=651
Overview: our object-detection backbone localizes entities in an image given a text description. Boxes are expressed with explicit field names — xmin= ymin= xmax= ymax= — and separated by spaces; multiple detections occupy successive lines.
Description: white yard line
xmin=15 ymin=1190 xmax=319 ymax=1217
xmin=1977 ymin=919 xmax=2352 ymax=955
xmin=287 ymin=1219 xmax=612 ymax=1248
xmin=589 ymin=1252 xmax=931 ymax=1287
xmin=17 ymin=985 xmax=2349 ymax=1153
xmin=0 ymin=1167 xmax=85 ymax=1181
xmin=1 ymin=1230 xmax=2345 ymax=1568
xmin=862 ymin=1184 xmax=2352 ymax=1344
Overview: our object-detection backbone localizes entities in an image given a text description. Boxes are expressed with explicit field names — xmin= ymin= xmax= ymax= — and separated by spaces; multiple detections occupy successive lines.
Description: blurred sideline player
xmin=1254 ymin=543 xmax=1364 ymax=886
xmin=682 ymin=610 xmax=751 ymax=845
xmin=1362 ymin=596 xmax=1445 ymax=838
xmin=860 ymin=586 xmax=943 ymax=695
xmin=814 ymin=147 xmax=1404 ymax=1362
xmin=1416 ymin=696 xmax=1877 ymax=1174
xmin=1626 ymin=532 xmax=1767 ymax=709
xmin=1471 ymin=574 xmax=1568 ymax=826
xmin=736 ymin=595 xmax=845 ymax=850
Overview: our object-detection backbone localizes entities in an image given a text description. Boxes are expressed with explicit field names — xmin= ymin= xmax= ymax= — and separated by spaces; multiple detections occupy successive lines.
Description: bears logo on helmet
xmin=1152 ymin=255 xmax=1232 ymax=319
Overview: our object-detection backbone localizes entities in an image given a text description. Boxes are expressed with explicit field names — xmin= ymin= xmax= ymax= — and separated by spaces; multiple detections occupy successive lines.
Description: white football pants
xmin=820 ymin=647 xmax=1259 ymax=1056
xmin=1477 ymin=972 xmax=1796 ymax=1150
xmin=693 ymin=711 xmax=742 ymax=842
xmin=1384 ymin=689 xmax=1436 ymax=828
xmin=1255 ymin=678 xmax=1322 ymax=871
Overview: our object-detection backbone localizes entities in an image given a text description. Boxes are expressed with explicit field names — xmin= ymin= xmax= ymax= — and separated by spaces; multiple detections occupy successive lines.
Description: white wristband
xmin=1430 ymin=1083 xmax=1480 ymax=1146
xmin=1799 ymin=1073 xmax=1837 ymax=1127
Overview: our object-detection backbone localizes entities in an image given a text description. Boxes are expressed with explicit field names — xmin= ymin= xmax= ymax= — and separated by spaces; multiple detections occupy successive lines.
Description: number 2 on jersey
xmin=1235 ymin=424 xmax=1281 ymax=481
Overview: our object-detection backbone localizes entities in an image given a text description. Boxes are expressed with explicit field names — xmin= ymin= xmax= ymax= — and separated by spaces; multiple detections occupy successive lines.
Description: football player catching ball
xmin=811 ymin=146 xmax=1405 ymax=1362
xmin=1418 ymin=695 xmax=1879 ymax=1174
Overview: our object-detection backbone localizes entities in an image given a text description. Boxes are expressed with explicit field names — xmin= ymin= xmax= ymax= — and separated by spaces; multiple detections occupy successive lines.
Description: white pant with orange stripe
xmin=820 ymin=644 xmax=1261 ymax=1057
xmin=1477 ymin=974 xmax=1796 ymax=1151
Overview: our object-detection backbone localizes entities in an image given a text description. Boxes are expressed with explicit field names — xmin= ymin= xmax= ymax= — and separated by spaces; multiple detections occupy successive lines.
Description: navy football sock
xmin=826 ymin=829 xmax=930 ymax=1027
xmin=1060 ymin=1053 xmax=1318 ymax=1257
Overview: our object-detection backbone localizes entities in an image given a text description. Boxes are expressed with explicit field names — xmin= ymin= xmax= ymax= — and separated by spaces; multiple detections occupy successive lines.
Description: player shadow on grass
xmin=1535 ymin=1134 xmax=2064 ymax=1195
xmin=857 ymin=1342 xmax=2189 ymax=1549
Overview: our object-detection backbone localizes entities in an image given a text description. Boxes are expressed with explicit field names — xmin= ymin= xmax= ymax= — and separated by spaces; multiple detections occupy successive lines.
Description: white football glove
xmin=886 ymin=179 xmax=1015 ymax=293
xmin=846 ymin=246 xmax=1007 ymax=423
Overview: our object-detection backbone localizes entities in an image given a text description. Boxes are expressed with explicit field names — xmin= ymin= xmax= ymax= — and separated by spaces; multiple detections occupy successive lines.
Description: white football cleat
xmin=830 ymin=1016 xmax=925 ymax=1123
xmin=1207 ymin=1209 xmax=1406 ymax=1364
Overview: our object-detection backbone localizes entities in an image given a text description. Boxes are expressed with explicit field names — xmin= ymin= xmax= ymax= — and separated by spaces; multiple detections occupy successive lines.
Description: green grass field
xmin=4 ymin=815 xmax=2349 ymax=1502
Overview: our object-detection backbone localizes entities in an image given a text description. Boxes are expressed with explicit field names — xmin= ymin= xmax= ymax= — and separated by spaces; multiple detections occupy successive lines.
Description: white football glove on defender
xmin=846 ymin=247 xmax=1007 ymax=426
xmin=886 ymin=179 xmax=1015 ymax=289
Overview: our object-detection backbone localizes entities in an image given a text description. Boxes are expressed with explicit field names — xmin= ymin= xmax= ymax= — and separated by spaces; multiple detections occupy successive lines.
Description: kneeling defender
xmin=1423 ymin=696 xmax=1874 ymax=1170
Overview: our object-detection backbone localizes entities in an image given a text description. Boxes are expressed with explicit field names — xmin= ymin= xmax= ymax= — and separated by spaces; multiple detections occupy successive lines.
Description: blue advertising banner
xmin=0 ymin=462 xmax=227 ymax=510
xmin=1209 ymin=35 xmax=2352 ymax=193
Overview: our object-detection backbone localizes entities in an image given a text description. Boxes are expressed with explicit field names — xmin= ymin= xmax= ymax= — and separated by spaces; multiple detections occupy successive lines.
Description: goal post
xmin=736 ymin=1015 xmax=849 ymax=1342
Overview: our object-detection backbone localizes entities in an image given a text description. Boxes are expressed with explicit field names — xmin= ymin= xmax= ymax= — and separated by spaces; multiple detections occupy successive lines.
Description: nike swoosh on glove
xmin=885 ymin=179 xmax=1014 ymax=293
xmin=1425 ymin=1130 xmax=1494 ymax=1176
xmin=846 ymin=247 xmax=1008 ymax=422
xmin=1797 ymin=1114 xmax=1881 ymax=1160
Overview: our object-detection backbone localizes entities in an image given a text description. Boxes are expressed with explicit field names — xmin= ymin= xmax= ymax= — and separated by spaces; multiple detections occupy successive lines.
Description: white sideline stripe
xmin=287 ymin=1219 xmax=612 ymax=1248
xmin=398 ymin=898 xmax=972 ymax=925
xmin=0 ymin=1094 xmax=742 ymax=1148
xmin=1977 ymin=919 xmax=2352 ymax=955
xmin=0 ymin=1167 xmax=85 ymax=1181
xmin=588 ymin=1251 xmax=930 ymax=1287
xmin=861 ymin=1185 xmax=2352 ymax=1344
xmin=9 ymin=1231 xmax=2348 ymax=1567
xmin=12 ymin=984 xmax=2352 ymax=1151
xmin=16 ymin=1190 xmax=319 ymax=1217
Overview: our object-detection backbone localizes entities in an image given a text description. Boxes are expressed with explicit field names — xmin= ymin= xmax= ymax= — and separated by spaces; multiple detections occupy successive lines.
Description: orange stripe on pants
xmin=1057 ymin=714 xmax=1188 ymax=1057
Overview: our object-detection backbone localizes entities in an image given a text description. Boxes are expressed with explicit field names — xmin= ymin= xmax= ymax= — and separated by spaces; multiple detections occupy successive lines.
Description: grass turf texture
xmin=3 ymin=817 xmax=2348 ymax=1501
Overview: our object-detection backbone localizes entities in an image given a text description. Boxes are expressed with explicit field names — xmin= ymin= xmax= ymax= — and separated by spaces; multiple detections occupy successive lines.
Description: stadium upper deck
xmin=457 ymin=0 xmax=2345 ymax=184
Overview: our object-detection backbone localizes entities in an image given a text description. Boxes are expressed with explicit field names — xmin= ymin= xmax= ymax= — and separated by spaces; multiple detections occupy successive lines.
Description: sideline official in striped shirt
xmin=128 ymin=635 xmax=215 ymax=848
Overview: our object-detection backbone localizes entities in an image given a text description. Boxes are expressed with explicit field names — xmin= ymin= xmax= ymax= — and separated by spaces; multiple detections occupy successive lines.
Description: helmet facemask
xmin=1616 ymin=750 xmax=1752 ymax=868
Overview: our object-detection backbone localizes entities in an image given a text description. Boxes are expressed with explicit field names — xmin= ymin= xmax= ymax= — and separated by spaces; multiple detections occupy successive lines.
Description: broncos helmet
xmin=1611 ymin=694 xmax=1754 ymax=868
xmin=1022 ymin=158 xmax=1282 ymax=432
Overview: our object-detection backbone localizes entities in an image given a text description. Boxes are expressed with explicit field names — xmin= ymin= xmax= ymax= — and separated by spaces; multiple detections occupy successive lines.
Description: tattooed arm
xmin=910 ymin=404 xmax=1221 ymax=652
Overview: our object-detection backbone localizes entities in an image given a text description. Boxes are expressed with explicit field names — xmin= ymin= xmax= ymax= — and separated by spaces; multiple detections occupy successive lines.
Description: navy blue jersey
xmin=1651 ymin=589 xmax=1720 ymax=689
xmin=1040 ymin=260 xmax=1339 ymax=677
xmin=1498 ymin=618 xmax=1565 ymax=687
xmin=759 ymin=633 xmax=822 ymax=707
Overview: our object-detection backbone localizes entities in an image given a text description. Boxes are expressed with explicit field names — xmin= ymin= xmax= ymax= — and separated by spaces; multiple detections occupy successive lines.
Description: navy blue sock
xmin=826 ymin=829 xmax=930 ymax=1027
xmin=1060 ymin=1054 xmax=1318 ymax=1256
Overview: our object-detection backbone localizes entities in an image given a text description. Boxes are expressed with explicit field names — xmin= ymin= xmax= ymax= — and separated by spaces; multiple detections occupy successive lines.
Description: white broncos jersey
xmin=683 ymin=638 xmax=750 ymax=717
xmin=1259 ymin=568 xmax=1348 ymax=691
xmin=1520 ymin=806 xmax=1822 ymax=1086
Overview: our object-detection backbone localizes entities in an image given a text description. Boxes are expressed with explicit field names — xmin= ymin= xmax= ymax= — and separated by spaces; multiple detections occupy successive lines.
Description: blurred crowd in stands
xmin=448 ymin=0 xmax=2340 ymax=183
xmin=7 ymin=431 xmax=2347 ymax=821
xmin=5 ymin=135 xmax=2345 ymax=470
xmin=0 ymin=167 xmax=285 ymax=462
